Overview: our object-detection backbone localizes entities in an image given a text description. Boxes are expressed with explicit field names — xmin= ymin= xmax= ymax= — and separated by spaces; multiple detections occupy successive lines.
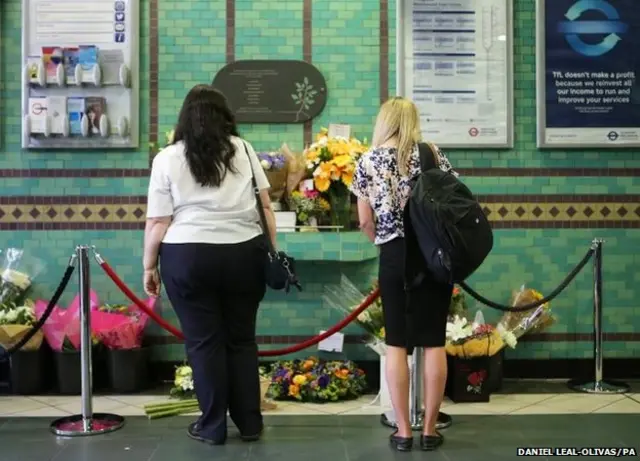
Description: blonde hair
xmin=371 ymin=97 xmax=421 ymax=176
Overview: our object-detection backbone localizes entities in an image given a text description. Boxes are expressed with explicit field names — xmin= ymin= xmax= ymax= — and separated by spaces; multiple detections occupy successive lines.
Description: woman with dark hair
xmin=143 ymin=84 xmax=276 ymax=445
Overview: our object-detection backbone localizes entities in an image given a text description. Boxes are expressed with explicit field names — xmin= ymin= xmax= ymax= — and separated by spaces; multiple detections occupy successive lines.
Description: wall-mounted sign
xmin=212 ymin=60 xmax=327 ymax=124
xmin=536 ymin=0 xmax=640 ymax=148
xmin=397 ymin=0 xmax=514 ymax=148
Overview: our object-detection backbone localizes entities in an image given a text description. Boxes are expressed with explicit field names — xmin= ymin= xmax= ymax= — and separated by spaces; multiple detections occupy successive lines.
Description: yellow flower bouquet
xmin=303 ymin=128 xmax=368 ymax=229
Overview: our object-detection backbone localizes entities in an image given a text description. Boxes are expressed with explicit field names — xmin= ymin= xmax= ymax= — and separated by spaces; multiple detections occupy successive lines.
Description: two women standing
xmin=143 ymin=84 xmax=451 ymax=452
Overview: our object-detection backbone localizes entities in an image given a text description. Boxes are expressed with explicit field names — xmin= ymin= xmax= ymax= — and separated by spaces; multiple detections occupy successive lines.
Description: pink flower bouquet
xmin=35 ymin=290 xmax=100 ymax=351
xmin=91 ymin=296 xmax=156 ymax=350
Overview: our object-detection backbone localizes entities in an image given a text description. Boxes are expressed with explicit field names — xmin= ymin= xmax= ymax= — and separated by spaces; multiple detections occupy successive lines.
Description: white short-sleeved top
xmin=146 ymin=136 xmax=270 ymax=245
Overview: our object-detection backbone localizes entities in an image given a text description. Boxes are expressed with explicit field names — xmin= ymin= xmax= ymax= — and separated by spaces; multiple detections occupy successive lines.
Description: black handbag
xmin=242 ymin=142 xmax=302 ymax=292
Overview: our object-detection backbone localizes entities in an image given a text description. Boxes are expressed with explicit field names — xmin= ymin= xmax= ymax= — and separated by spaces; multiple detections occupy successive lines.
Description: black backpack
xmin=404 ymin=142 xmax=493 ymax=286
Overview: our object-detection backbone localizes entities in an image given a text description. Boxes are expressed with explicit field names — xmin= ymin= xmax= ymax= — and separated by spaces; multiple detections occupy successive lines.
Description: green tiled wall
xmin=0 ymin=0 xmax=639 ymax=363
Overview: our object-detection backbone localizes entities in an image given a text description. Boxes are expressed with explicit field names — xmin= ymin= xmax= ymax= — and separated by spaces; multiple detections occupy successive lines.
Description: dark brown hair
xmin=172 ymin=85 xmax=240 ymax=187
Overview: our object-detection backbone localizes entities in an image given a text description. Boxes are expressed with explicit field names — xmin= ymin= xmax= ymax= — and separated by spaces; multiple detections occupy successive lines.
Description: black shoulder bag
xmin=242 ymin=142 xmax=302 ymax=292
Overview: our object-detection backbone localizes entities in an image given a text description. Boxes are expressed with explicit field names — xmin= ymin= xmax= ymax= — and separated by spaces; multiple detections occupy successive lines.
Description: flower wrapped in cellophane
xmin=266 ymin=357 xmax=367 ymax=402
xmin=0 ymin=299 xmax=44 ymax=352
xmin=257 ymin=150 xmax=288 ymax=203
xmin=0 ymin=248 xmax=45 ymax=309
xmin=35 ymin=291 xmax=99 ymax=351
xmin=323 ymin=275 xmax=385 ymax=356
xmin=91 ymin=296 xmax=156 ymax=350
xmin=445 ymin=311 xmax=504 ymax=358
xmin=495 ymin=285 xmax=555 ymax=349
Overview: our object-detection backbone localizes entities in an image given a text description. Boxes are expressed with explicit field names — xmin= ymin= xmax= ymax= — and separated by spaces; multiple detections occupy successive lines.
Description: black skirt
xmin=378 ymin=238 xmax=452 ymax=349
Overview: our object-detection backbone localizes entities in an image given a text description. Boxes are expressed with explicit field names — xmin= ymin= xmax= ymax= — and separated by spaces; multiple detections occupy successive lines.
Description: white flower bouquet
xmin=0 ymin=299 xmax=44 ymax=351
xmin=0 ymin=248 xmax=45 ymax=309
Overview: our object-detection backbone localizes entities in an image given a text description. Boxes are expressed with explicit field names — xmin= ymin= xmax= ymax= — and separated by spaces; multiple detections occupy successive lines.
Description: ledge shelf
xmin=275 ymin=231 xmax=376 ymax=262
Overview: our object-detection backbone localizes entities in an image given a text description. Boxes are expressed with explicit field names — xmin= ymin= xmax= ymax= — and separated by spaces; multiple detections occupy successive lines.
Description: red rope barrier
xmin=97 ymin=259 xmax=380 ymax=357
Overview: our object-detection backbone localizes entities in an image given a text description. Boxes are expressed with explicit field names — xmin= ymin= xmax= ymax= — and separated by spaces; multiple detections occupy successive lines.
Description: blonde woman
xmin=350 ymin=97 xmax=455 ymax=452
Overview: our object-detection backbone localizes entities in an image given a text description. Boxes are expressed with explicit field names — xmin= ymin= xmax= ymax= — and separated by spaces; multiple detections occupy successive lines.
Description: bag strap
xmin=417 ymin=142 xmax=438 ymax=173
xmin=241 ymin=141 xmax=276 ymax=254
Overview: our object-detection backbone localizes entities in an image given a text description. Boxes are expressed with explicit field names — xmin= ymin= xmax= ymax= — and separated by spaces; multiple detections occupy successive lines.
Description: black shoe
xmin=420 ymin=432 xmax=444 ymax=451
xmin=389 ymin=431 xmax=413 ymax=452
xmin=240 ymin=430 xmax=263 ymax=442
xmin=187 ymin=422 xmax=225 ymax=445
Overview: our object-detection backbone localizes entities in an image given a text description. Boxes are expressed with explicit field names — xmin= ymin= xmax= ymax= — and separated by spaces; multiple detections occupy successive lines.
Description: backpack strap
xmin=417 ymin=142 xmax=438 ymax=173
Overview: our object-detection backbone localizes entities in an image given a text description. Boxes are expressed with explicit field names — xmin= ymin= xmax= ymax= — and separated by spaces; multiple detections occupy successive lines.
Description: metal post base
xmin=380 ymin=411 xmax=452 ymax=431
xmin=51 ymin=413 xmax=125 ymax=437
xmin=568 ymin=379 xmax=630 ymax=394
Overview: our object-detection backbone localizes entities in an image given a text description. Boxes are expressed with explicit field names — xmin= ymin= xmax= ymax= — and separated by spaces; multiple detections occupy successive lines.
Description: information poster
xmin=400 ymin=0 xmax=514 ymax=148
xmin=536 ymin=0 xmax=640 ymax=147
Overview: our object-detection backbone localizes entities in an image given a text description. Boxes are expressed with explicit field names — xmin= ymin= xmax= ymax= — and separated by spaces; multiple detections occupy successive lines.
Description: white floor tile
xmin=53 ymin=397 xmax=130 ymax=415
xmin=106 ymin=395 xmax=168 ymax=408
xmin=0 ymin=397 xmax=48 ymax=416
xmin=9 ymin=407 xmax=71 ymax=417
xmin=592 ymin=398 xmax=640 ymax=414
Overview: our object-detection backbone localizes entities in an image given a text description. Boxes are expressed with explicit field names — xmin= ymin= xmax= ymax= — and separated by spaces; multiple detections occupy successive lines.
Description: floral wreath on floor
xmin=266 ymin=357 xmax=367 ymax=403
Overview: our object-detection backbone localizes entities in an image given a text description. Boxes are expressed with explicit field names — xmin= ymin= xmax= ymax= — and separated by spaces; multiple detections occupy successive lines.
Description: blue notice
xmin=545 ymin=0 xmax=640 ymax=128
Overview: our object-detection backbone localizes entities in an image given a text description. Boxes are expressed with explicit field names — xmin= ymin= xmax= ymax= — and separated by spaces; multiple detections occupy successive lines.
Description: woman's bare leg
xmin=422 ymin=346 xmax=447 ymax=435
xmin=386 ymin=345 xmax=411 ymax=437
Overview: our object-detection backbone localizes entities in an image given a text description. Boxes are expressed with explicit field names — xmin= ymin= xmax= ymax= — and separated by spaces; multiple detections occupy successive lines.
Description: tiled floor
xmin=0 ymin=381 xmax=639 ymax=460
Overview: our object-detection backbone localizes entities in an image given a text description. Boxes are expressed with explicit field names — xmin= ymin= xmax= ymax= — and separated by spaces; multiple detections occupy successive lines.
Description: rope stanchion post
xmin=568 ymin=239 xmax=630 ymax=394
xmin=50 ymin=246 xmax=125 ymax=436
xmin=380 ymin=348 xmax=452 ymax=431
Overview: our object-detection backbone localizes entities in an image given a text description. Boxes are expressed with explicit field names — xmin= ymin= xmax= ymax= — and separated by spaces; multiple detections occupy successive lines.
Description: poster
xmin=399 ymin=0 xmax=514 ymax=148
xmin=536 ymin=0 xmax=640 ymax=147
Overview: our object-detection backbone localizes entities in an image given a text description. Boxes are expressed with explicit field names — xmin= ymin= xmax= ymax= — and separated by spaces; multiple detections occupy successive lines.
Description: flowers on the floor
xmin=445 ymin=311 xmax=504 ymax=357
xmin=0 ymin=298 xmax=44 ymax=351
xmin=170 ymin=364 xmax=195 ymax=400
xmin=91 ymin=297 xmax=156 ymax=349
xmin=35 ymin=290 xmax=96 ymax=351
xmin=288 ymin=189 xmax=331 ymax=226
xmin=144 ymin=399 xmax=199 ymax=420
xmin=266 ymin=357 xmax=367 ymax=403
xmin=496 ymin=286 xmax=554 ymax=349
xmin=323 ymin=276 xmax=385 ymax=355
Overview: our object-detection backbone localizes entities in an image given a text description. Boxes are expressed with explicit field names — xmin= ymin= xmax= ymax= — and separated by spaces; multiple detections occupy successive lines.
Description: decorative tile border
xmin=0 ymin=196 xmax=638 ymax=230
xmin=3 ymin=167 xmax=640 ymax=178
xmin=147 ymin=332 xmax=640 ymax=346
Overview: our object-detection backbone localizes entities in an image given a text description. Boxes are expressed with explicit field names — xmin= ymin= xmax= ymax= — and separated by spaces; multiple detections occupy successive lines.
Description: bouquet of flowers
xmin=34 ymin=290 xmax=100 ymax=351
xmin=266 ymin=357 xmax=367 ymax=402
xmin=257 ymin=150 xmax=288 ymax=203
xmin=303 ymin=128 xmax=368 ymax=228
xmin=495 ymin=285 xmax=555 ymax=348
xmin=91 ymin=296 xmax=156 ymax=350
xmin=149 ymin=129 xmax=175 ymax=159
xmin=0 ymin=248 xmax=45 ymax=309
xmin=288 ymin=189 xmax=331 ymax=226
xmin=445 ymin=311 xmax=505 ymax=358
xmin=0 ymin=299 xmax=44 ymax=352
xmin=323 ymin=275 xmax=385 ymax=355
xmin=449 ymin=285 xmax=467 ymax=318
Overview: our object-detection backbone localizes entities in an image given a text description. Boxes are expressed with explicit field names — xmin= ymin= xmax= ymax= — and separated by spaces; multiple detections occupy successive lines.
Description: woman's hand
xmin=143 ymin=268 xmax=161 ymax=297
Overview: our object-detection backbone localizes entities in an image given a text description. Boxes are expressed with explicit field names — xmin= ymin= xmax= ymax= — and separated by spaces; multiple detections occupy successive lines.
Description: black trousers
xmin=160 ymin=236 xmax=267 ymax=442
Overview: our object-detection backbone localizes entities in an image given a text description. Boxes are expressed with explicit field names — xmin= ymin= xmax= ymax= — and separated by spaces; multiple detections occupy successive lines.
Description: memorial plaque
xmin=212 ymin=60 xmax=327 ymax=124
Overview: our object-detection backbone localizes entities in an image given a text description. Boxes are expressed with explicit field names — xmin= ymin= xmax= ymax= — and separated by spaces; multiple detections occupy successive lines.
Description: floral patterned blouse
xmin=349 ymin=144 xmax=456 ymax=245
